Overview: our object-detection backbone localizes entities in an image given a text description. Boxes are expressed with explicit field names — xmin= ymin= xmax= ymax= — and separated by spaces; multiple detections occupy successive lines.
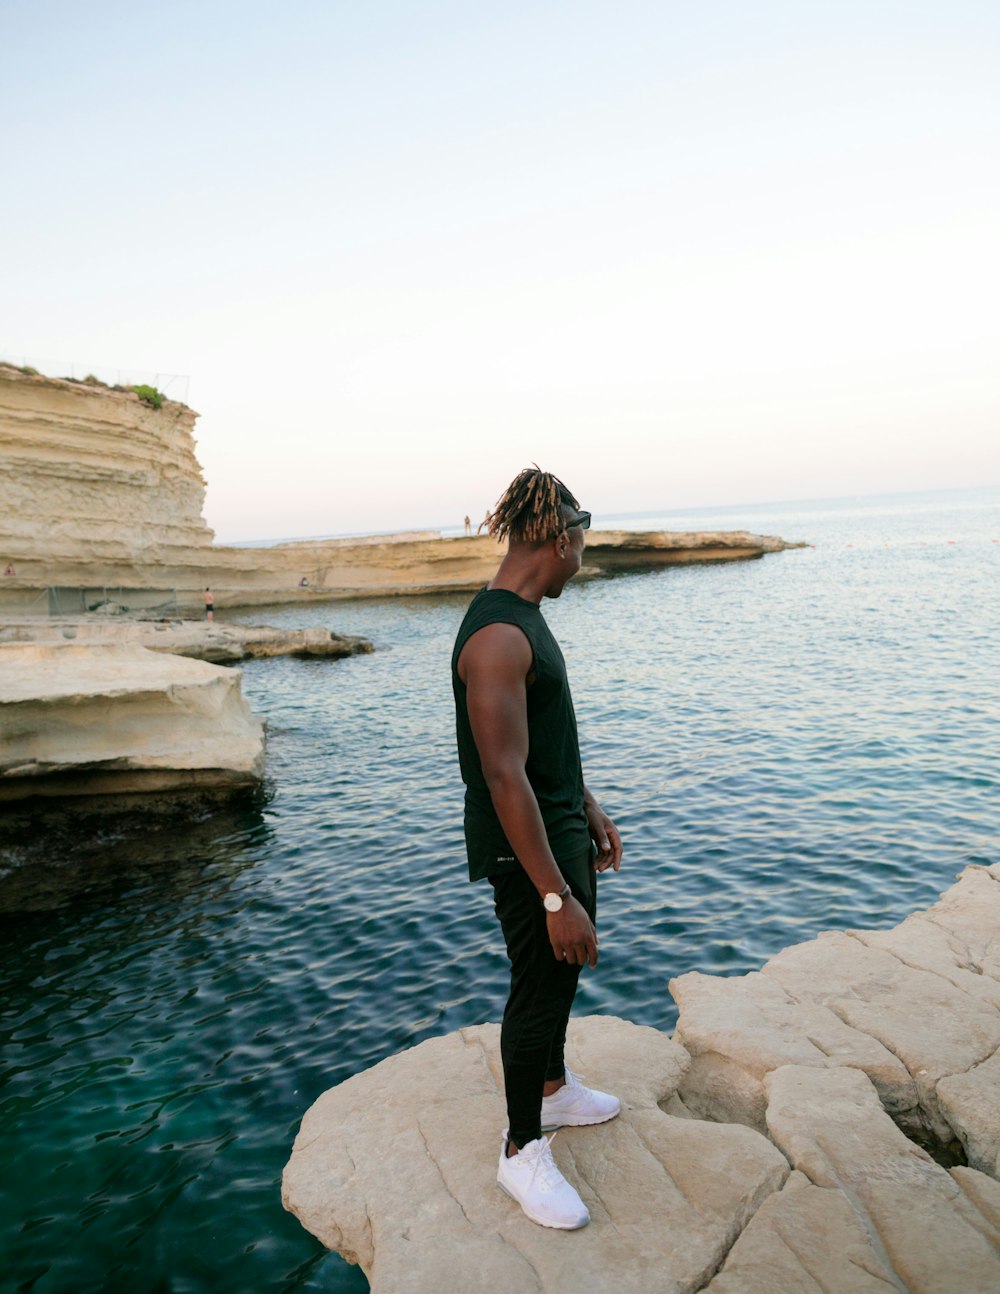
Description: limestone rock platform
xmin=283 ymin=1017 xmax=791 ymax=1294
xmin=283 ymin=864 xmax=1000 ymax=1293
xmin=0 ymin=641 xmax=265 ymax=801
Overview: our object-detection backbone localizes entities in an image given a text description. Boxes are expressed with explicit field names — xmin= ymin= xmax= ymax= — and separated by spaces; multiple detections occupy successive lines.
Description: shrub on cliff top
xmin=131 ymin=384 xmax=164 ymax=409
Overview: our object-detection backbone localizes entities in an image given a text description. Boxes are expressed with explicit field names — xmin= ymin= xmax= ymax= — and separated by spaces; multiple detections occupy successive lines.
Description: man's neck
xmin=487 ymin=553 xmax=547 ymax=604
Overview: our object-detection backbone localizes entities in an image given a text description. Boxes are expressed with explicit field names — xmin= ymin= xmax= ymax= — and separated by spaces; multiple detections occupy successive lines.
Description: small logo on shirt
xmin=496 ymin=855 xmax=515 ymax=863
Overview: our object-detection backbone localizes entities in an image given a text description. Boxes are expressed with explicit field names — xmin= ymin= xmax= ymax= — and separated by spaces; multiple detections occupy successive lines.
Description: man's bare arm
xmin=460 ymin=622 xmax=599 ymax=967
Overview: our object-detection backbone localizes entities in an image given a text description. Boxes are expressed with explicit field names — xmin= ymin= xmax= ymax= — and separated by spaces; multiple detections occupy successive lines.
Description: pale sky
xmin=3 ymin=0 xmax=998 ymax=540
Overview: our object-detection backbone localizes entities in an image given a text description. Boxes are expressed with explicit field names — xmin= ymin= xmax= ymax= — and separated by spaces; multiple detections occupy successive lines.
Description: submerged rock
xmin=0 ymin=642 xmax=264 ymax=801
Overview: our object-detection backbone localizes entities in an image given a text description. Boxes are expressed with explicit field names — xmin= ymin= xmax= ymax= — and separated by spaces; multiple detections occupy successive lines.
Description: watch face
xmin=543 ymin=893 xmax=563 ymax=912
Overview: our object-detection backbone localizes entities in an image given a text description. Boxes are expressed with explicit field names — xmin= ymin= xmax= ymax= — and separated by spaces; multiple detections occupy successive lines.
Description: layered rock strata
xmin=0 ymin=642 xmax=265 ymax=801
xmin=282 ymin=865 xmax=1000 ymax=1293
xmin=0 ymin=617 xmax=374 ymax=664
xmin=0 ymin=364 xmax=214 ymax=574
xmin=0 ymin=365 xmax=804 ymax=612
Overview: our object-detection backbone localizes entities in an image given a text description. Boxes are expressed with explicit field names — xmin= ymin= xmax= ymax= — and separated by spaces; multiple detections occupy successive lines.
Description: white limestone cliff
xmin=0 ymin=365 xmax=214 ymax=576
xmin=0 ymin=364 xmax=804 ymax=612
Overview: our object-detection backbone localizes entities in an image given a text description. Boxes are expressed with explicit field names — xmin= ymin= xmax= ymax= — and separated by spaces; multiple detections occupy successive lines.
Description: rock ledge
xmin=0 ymin=642 xmax=265 ymax=801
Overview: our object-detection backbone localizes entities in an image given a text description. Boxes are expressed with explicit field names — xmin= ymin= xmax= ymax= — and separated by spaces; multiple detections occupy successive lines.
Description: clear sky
xmin=3 ymin=1 xmax=998 ymax=540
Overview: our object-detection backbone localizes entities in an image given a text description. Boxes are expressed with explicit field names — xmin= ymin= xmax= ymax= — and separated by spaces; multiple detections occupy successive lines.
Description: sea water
xmin=1 ymin=487 xmax=997 ymax=1291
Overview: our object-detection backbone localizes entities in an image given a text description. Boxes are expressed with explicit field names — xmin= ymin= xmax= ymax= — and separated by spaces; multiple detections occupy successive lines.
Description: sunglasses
xmin=565 ymin=510 xmax=591 ymax=531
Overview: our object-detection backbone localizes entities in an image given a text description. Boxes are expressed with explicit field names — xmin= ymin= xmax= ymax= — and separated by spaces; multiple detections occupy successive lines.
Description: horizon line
xmin=213 ymin=482 xmax=998 ymax=548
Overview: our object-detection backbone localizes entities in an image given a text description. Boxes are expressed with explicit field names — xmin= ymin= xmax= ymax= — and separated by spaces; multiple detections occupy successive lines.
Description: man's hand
xmin=584 ymin=793 xmax=622 ymax=873
xmin=546 ymin=896 xmax=600 ymax=967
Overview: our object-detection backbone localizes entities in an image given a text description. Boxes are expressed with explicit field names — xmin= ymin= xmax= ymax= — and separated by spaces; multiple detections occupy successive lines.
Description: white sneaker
xmin=540 ymin=1069 xmax=621 ymax=1130
xmin=496 ymin=1132 xmax=590 ymax=1229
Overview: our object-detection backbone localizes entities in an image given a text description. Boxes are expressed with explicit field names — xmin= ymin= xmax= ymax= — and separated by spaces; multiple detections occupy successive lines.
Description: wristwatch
xmin=542 ymin=883 xmax=572 ymax=913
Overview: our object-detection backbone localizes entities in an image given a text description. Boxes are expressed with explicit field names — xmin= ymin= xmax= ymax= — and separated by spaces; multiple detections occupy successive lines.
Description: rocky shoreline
xmin=282 ymin=861 xmax=1000 ymax=1293
xmin=0 ymin=526 xmax=806 ymax=615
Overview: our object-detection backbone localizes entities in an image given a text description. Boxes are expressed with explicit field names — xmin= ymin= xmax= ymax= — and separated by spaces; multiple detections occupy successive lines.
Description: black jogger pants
xmin=489 ymin=854 xmax=597 ymax=1149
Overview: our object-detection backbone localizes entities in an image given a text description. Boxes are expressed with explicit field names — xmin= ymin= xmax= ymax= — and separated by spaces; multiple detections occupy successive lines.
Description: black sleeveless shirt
xmin=452 ymin=587 xmax=590 ymax=882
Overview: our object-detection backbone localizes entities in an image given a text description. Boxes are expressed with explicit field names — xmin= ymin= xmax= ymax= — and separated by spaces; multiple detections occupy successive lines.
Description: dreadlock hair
xmin=485 ymin=466 xmax=581 ymax=545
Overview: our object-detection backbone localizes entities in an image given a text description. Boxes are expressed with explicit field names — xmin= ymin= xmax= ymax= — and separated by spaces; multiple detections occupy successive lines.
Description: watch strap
xmin=543 ymin=882 xmax=572 ymax=911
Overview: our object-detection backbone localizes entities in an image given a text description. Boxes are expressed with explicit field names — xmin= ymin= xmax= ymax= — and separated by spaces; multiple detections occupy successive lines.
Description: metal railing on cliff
xmin=1 ymin=354 xmax=190 ymax=404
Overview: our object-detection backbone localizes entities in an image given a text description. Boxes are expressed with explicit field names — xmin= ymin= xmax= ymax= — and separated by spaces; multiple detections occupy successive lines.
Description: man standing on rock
xmin=451 ymin=466 xmax=623 ymax=1230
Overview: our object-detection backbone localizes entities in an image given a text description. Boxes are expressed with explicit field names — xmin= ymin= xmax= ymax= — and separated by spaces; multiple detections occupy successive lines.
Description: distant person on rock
xmin=204 ymin=587 xmax=214 ymax=621
xmin=299 ymin=576 xmax=309 ymax=587
xmin=464 ymin=514 xmax=472 ymax=536
xmin=3 ymin=562 xmax=14 ymax=577
xmin=451 ymin=466 xmax=622 ymax=1231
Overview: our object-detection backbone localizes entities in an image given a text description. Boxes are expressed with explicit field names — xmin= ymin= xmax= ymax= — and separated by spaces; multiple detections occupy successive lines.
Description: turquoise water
xmin=1 ymin=487 xmax=998 ymax=1291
